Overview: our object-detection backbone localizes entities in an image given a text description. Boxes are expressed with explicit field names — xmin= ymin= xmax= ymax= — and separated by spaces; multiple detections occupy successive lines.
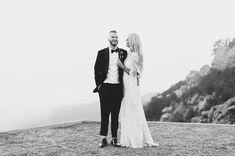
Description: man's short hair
xmin=109 ymin=30 xmax=117 ymax=34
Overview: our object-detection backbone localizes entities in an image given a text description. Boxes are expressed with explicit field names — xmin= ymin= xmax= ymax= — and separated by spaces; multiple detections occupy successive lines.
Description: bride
xmin=117 ymin=33 xmax=158 ymax=148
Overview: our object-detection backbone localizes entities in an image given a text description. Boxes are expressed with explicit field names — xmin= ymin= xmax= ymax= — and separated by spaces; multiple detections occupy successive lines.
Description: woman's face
xmin=126 ymin=38 xmax=130 ymax=47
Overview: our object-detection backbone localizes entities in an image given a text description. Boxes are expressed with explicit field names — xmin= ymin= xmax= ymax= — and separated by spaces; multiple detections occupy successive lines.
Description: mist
xmin=1 ymin=0 xmax=235 ymax=132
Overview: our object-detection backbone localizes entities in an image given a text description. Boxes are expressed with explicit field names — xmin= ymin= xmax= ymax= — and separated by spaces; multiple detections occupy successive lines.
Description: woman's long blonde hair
xmin=128 ymin=33 xmax=143 ymax=75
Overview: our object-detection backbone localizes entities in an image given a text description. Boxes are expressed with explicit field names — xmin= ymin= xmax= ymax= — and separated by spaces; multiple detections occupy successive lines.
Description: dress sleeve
xmin=129 ymin=53 xmax=139 ymax=78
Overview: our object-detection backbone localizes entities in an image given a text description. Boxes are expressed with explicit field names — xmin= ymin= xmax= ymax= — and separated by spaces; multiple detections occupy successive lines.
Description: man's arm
xmin=94 ymin=51 xmax=102 ymax=86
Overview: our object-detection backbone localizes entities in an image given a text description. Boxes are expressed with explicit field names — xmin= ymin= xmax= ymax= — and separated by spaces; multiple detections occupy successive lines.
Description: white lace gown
xmin=120 ymin=52 xmax=158 ymax=148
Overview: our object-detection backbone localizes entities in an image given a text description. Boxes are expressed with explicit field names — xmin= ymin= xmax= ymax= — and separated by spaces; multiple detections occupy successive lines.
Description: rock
xmin=191 ymin=116 xmax=203 ymax=123
xmin=207 ymin=107 xmax=216 ymax=123
xmin=211 ymin=46 xmax=230 ymax=70
xmin=198 ymin=99 xmax=206 ymax=112
xmin=162 ymin=106 xmax=174 ymax=114
xmin=161 ymin=102 xmax=195 ymax=122
xmin=171 ymin=102 xmax=188 ymax=122
xmin=185 ymin=70 xmax=199 ymax=80
xmin=166 ymin=94 xmax=171 ymax=98
xmin=160 ymin=113 xmax=174 ymax=122
xmin=225 ymin=47 xmax=235 ymax=68
xmin=157 ymin=94 xmax=163 ymax=98
xmin=192 ymin=105 xmax=199 ymax=114
xmin=198 ymin=95 xmax=214 ymax=112
xmin=187 ymin=93 xmax=199 ymax=105
xmin=201 ymin=111 xmax=208 ymax=118
xmin=185 ymin=70 xmax=201 ymax=87
xmin=226 ymin=97 xmax=235 ymax=106
xmin=183 ymin=108 xmax=195 ymax=122
xmin=228 ymin=105 xmax=235 ymax=112
xmin=199 ymin=65 xmax=210 ymax=77
xmin=211 ymin=97 xmax=235 ymax=124
xmin=174 ymin=85 xmax=188 ymax=98
xmin=212 ymin=46 xmax=235 ymax=70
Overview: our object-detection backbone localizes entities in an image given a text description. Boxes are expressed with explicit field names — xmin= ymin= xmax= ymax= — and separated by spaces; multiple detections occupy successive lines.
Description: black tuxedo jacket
xmin=93 ymin=47 xmax=127 ymax=93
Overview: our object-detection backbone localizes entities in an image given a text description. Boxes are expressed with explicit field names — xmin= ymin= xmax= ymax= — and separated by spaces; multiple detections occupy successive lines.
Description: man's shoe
xmin=111 ymin=138 xmax=121 ymax=148
xmin=99 ymin=138 xmax=108 ymax=148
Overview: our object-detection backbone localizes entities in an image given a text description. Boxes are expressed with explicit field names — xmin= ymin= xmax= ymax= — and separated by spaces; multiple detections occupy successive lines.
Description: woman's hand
xmin=117 ymin=59 xmax=130 ymax=75
xmin=117 ymin=59 xmax=124 ymax=69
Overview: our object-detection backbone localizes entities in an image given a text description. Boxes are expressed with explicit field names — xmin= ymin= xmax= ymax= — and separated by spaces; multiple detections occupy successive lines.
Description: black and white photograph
xmin=1 ymin=0 xmax=235 ymax=155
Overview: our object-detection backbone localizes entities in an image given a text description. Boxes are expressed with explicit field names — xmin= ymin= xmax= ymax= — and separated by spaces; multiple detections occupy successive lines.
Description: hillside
xmin=144 ymin=38 xmax=235 ymax=124
xmin=0 ymin=121 xmax=235 ymax=156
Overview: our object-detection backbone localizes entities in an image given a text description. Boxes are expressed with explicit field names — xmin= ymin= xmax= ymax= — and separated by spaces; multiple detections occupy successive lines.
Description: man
xmin=93 ymin=30 xmax=127 ymax=148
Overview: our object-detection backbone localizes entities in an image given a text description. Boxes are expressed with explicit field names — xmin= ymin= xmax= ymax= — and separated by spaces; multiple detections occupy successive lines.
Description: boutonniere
xmin=119 ymin=51 xmax=124 ymax=59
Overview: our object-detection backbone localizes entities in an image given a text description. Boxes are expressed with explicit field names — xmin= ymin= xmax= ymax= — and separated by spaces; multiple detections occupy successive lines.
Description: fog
xmin=1 ymin=0 xmax=235 ymax=132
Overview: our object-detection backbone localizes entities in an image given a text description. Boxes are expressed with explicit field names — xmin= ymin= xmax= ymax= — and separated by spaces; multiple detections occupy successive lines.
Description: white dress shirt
xmin=103 ymin=47 xmax=119 ymax=84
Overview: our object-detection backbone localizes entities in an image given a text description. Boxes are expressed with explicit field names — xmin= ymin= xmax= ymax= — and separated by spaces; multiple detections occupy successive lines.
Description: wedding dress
xmin=120 ymin=51 xmax=158 ymax=148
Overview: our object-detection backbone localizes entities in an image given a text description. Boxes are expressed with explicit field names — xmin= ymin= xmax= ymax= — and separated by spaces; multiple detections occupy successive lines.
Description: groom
xmin=93 ymin=30 xmax=127 ymax=148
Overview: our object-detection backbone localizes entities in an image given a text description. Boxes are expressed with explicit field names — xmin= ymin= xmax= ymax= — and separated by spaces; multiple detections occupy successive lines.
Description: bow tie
xmin=111 ymin=49 xmax=118 ymax=53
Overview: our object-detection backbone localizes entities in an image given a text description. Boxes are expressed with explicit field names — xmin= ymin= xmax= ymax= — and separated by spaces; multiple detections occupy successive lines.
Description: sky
xmin=1 ymin=0 xmax=235 ymax=131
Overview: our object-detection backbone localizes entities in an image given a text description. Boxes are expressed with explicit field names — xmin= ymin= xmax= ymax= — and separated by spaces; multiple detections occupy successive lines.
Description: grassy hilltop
xmin=0 ymin=121 xmax=235 ymax=156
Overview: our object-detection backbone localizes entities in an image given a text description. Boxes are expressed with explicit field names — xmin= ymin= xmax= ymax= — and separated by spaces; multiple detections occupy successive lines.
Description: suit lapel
xmin=104 ymin=47 xmax=109 ymax=75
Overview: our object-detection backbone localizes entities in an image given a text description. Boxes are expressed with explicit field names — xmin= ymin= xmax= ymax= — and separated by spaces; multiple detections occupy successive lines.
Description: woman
xmin=117 ymin=33 xmax=158 ymax=148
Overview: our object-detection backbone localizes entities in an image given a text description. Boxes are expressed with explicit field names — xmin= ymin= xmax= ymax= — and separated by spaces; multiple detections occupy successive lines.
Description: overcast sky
xmin=1 ymin=0 xmax=235 ymax=131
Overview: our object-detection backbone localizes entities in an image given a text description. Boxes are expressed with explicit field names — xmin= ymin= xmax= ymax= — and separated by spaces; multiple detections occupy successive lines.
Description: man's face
xmin=108 ymin=32 xmax=118 ymax=47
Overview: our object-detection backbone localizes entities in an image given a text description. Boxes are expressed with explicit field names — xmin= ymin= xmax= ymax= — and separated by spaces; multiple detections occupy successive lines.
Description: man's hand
xmin=98 ymin=84 xmax=101 ymax=90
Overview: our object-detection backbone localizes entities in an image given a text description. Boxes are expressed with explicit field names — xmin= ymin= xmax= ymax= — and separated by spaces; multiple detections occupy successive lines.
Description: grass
xmin=0 ymin=121 xmax=235 ymax=156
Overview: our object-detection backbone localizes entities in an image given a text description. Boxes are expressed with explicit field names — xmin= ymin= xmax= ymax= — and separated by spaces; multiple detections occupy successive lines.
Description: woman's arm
xmin=117 ymin=59 xmax=130 ymax=75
